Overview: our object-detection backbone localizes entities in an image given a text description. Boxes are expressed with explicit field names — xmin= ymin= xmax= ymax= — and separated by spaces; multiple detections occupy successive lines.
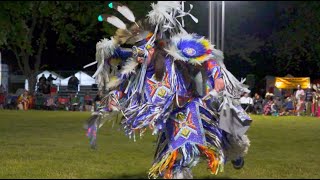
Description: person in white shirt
xmin=295 ymin=84 xmax=305 ymax=116
xmin=240 ymin=92 xmax=254 ymax=113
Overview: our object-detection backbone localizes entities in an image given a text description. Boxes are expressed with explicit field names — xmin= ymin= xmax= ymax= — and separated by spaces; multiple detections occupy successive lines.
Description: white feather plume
xmin=116 ymin=5 xmax=135 ymax=22
xmin=106 ymin=77 xmax=122 ymax=89
xmin=106 ymin=16 xmax=127 ymax=30
xmin=120 ymin=58 xmax=139 ymax=75
xmin=93 ymin=37 xmax=118 ymax=91
xmin=147 ymin=1 xmax=181 ymax=26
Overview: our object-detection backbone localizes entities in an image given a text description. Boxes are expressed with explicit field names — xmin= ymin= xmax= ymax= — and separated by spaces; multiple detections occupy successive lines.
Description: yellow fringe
xmin=148 ymin=150 xmax=178 ymax=179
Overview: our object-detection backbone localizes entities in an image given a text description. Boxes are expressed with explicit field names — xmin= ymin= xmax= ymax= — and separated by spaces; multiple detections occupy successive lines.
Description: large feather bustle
xmin=120 ymin=58 xmax=139 ymax=75
xmin=106 ymin=59 xmax=139 ymax=89
xmin=102 ymin=14 xmax=127 ymax=30
xmin=93 ymin=37 xmax=119 ymax=90
xmin=106 ymin=77 xmax=122 ymax=89
xmin=114 ymin=3 xmax=136 ymax=22
xmin=114 ymin=28 xmax=133 ymax=45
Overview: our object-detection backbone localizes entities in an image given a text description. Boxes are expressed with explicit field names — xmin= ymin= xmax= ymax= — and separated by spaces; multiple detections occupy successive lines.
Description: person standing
xmin=305 ymin=86 xmax=313 ymax=116
xmin=68 ymin=75 xmax=79 ymax=92
xmin=295 ymin=85 xmax=305 ymax=116
xmin=47 ymin=74 xmax=57 ymax=85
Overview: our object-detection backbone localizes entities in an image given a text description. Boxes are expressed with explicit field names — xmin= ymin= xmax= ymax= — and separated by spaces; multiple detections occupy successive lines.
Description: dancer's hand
xmin=214 ymin=78 xmax=225 ymax=92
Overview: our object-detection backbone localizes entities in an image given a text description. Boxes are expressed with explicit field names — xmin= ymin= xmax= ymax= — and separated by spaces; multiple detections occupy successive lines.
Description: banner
xmin=275 ymin=77 xmax=310 ymax=89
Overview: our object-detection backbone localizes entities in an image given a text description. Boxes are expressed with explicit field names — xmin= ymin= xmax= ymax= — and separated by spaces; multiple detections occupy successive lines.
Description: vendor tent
xmin=60 ymin=71 xmax=96 ymax=86
xmin=275 ymin=77 xmax=310 ymax=89
xmin=25 ymin=70 xmax=64 ymax=90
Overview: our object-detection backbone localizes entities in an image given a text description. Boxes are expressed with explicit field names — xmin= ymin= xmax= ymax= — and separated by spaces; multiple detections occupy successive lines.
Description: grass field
xmin=0 ymin=110 xmax=320 ymax=179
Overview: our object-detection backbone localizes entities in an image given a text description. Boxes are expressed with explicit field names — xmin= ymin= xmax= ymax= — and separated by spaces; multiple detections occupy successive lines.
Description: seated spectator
xmin=263 ymin=96 xmax=274 ymax=115
xmin=240 ymin=92 xmax=253 ymax=113
xmin=84 ymin=92 xmax=93 ymax=112
xmin=28 ymin=92 xmax=36 ymax=110
xmin=0 ymin=85 xmax=6 ymax=109
xmin=279 ymin=95 xmax=294 ymax=116
xmin=253 ymin=93 xmax=263 ymax=114
xmin=42 ymin=81 xmax=51 ymax=95
xmin=17 ymin=90 xmax=30 ymax=110
xmin=70 ymin=93 xmax=80 ymax=111
xmin=38 ymin=74 xmax=47 ymax=93
xmin=271 ymin=101 xmax=279 ymax=116
xmin=45 ymin=95 xmax=56 ymax=110
xmin=0 ymin=93 xmax=5 ymax=110
xmin=94 ymin=91 xmax=103 ymax=111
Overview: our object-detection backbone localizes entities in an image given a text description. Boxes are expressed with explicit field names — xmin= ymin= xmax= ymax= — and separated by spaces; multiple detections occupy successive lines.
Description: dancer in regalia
xmin=84 ymin=1 xmax=252 ymax=179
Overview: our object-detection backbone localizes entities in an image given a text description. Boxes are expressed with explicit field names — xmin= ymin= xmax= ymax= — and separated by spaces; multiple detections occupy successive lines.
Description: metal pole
xmin=216 ymin=1 xmax=220 ymax=50
xmin=221 ymin=1 xmax=225 ymax=52
xmin=212 ymin=1 xmax=215 ymax=44
xmin=209 ymin=1 xmax=215 ymax=44
xmin=209 ymin=1 xmax=212 ymax=42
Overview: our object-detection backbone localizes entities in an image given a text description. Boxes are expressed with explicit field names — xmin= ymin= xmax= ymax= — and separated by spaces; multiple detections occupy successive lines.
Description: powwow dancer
xmin=83 ymin=1 xmax=252 ymax=179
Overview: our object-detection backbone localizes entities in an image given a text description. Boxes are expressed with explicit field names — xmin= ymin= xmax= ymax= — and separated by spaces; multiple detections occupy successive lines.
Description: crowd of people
xmin=240 ymin=84 xmax=320 ymax=117
xmin=0 ymin=89 xmax=103 ymax=112
xmin=0 ymin=73 xmax=101 ymax=111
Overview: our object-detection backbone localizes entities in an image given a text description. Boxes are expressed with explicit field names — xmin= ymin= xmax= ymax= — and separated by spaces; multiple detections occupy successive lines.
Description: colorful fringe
xmin=87 ymin=122 xmax=98 ymax=149
xmin=148 ymin=144 xmax=224 ymax=179
xmin=197 ymin=144 xmax=224 ymax=175
xmin=149 ymin=150 xmax=179 ymax=179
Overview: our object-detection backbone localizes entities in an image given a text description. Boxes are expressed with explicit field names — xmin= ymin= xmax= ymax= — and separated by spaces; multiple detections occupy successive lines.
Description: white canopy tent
xmin=60 ymin=71 xmax=96 ymax=86
xmin=25 ymin=70 xmax=64 ymax=91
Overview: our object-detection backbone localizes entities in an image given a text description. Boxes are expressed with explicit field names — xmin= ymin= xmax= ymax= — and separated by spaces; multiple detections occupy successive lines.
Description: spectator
xmin=38 ymin=74 xmax=47 ymax=93
xmin=253 ymin=93 xmax=263 ymax=114
xmin=94 ymin=91 xmax=103 ymax=111
xmin=84 ymin=91 xmax=93 ymax=111
xmin=39 ymin=74 xmax=47 ymax=84
xmin=68 ymin=75 xmax=79 ymax=92
xmin=70 ymin=93 xmax=80 ymax=111
xmin=263 ymin=96 xmax=274 ymax=115
xmin=270 ymin=100 xmax=279 ymax=116
xmin=45 ymin=94 xmax=56 ymax=110
xmin=305 ymin=86 xmax=313 ymax=116
xmin=280 ymin=95 xmax=295 ymax=116
xmin=42 ymin=81 xmax=51 ymax=95
xmin=0 ymin=85 xmax=5 ymax=109
xmin=0 ymin=95 xmax=4 ymax=109
xmin=47 ymin=74 xmax=57 ymax=85
xmin=240 ymin=92 xmax=253 ymax=113
xmin=17 ymin=90 xmax=30 ymax=110
xmin=312 ymin=84 xmax=320 ymax=117
xmin=295 ymin=84 xmax=305 ymax=116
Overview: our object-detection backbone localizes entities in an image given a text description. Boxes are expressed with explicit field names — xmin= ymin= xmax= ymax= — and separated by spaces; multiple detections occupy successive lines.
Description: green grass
xmin=0 ymin=110 xmax=320 ymax=179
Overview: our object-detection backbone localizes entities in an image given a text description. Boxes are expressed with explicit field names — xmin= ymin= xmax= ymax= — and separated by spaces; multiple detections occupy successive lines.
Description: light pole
xmin=209 ymin=1 xmax=225 ymax=52
xmin=221 ymin=1 xmax=225 ymax=52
